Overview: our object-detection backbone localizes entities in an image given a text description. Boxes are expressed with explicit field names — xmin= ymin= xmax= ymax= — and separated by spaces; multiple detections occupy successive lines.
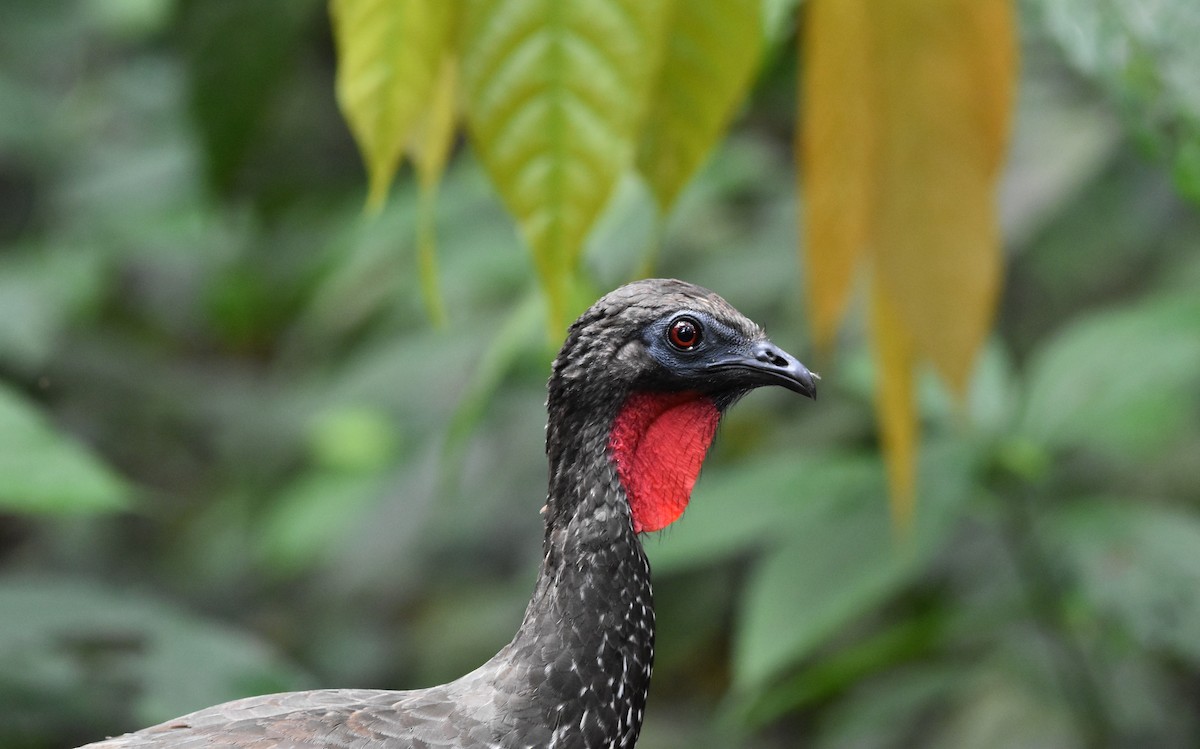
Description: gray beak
xmin=709 ymin=340 xmax=818 ymax=399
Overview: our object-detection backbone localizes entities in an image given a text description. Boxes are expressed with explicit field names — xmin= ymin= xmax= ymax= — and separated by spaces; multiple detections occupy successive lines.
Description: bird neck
xmin=472 ymin=388 xmax=720 ymax=744
xmin=476 ymin=393 xmax=658 ymax=745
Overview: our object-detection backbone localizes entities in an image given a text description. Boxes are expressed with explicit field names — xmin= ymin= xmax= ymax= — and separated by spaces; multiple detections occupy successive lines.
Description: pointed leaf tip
xmin=332 ymin=0 xmax=455 ymax=209
xmin=870 ymin=281 xmax=918 ymax=530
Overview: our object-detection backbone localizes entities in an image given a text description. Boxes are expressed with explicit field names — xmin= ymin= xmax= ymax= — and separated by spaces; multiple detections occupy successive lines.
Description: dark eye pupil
xmin=670 ymin=319 xmax=699 ymax=348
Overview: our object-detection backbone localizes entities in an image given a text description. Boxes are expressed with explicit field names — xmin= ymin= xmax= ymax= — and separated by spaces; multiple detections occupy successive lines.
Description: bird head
xmin=551 ymin=279 xmax=816 ymax=404
xmin=547 ymin=279 xmax=816 ymax=534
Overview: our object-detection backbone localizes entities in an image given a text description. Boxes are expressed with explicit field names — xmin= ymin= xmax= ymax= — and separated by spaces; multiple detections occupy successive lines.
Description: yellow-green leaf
xmin=408 ymin=55 xmax=461 ymax=326
xmin=331 ymin=0 xmax=455 ymax=210
xmin=462 ymin=0 xmax=672 ymax=331
xmin=637 ymin=0 xmax=764 ymax=212
xmin=0 ymin=384 xmax=129 ymax=514
xmin=410 ymin=55 xmax=460 ymax=192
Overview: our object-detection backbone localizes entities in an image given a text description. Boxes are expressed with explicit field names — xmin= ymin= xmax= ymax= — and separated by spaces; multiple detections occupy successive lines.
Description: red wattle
xmin=608 ymin=392 xmax=720 ymax=533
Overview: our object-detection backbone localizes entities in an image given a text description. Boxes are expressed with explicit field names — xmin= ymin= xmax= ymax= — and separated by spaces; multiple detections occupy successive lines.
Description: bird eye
xmin=667 ymin=316 xmax=702 ymax=351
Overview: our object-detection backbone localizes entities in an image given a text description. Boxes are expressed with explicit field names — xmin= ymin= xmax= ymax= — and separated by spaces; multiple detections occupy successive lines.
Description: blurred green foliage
xmin=0 ymin=1 xmax=1198 ymax=748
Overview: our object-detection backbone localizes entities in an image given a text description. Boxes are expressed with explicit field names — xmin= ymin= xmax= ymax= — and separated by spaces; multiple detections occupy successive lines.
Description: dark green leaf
xmin=0 ymin=384 xmax=129 ymax=514
xmin=1021 ymin=294 xmax=1200 ymax=457
xmin=258 ymin=473 xmax=385 ymax=575
xmin=732 ymin=442 xmax=972 ymax=690
xmin=1050 ymin=499 xmax=1200 ymax=665
xmin=1032 ymin=0 xmax=1200 ymax=206
xmin=179 ymin=0 xmax=318 ymax=191
xmin=645 ymin=452 xmax=879 ymax=575
xmin=0 ymin=579 xmax=310 ymax=728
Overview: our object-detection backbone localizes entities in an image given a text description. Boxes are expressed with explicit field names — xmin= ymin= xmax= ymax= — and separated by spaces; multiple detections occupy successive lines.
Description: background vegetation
xmin=1 ymin=1 xmax=1199 ymax=747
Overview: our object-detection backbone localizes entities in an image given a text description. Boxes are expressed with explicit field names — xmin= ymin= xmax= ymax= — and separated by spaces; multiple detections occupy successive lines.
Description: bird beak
xmin=708 ymin=340 xmax=818 ymax=399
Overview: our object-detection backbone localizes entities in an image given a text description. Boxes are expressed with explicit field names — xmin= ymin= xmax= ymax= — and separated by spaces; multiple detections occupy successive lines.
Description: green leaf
xmin=733 ymin=493 xmax=912 ymax=691
xmin=180 ymin=0 xmax=317 ymax=191
xmin=1032 ymin=0 xmax=1200 ymax=206
xmin=645 ymin=452 xmax=879 ymax=575
xmin=307 ymin=406 xmax=400 ymax=473
xmin=742 ymin=616 xmax=942 ymax=729
xmin=0 ymin=578 xmax=309 ymax=728
xmin=1020 ymin=294 xmax=1200 ymax=457
xmin=409 ymin=579 xmax=530 ymax=687
xmin=85 ymin=0 xmax=174 ymax=39
xmin=257 ymin=473 xmax=383 ymax=575
xmin=966 ymin=340 xmax=1020 ymax=437
xmin=0 ymin=384 xmax=129 ymax=514
xmin=927 ymin=671 xmax=1077 ymax=749
xmin=762 ymin=0 xmax=801 ymax=43
xmin=1050 ymin=500 xmax=1200 ymax=665
xmin=732 ymin=442 xmax=972 ymax=690
xmin=637 ymin=0 xmax=764 ymax=211
xmin=0 ymin=250 xmax=104 ymax=369
xmin=331 ymin=0 xmax=456 ymax=209
xmin=462 ymin=0 xmax=672 ymax=330
xmin=812 ymin=665 xmax=962 ymax=749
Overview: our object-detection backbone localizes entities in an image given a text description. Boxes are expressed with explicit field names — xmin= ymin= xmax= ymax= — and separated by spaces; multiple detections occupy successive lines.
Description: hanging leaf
xmin=462 ymin=0 xmax=672 ymax=331
xmin=799 ymin=0 xmax=873 ymax=348
xmin=0 ymin=384 xmax=129 ymax=514
xmin=331 ymin=0 xmax=455 ymax=210
xmin=867 ymin=0 xmax=1014 ymax=393
xmin=637 ymin=0 xmax=764 ymax=212
xmin=869 ymin=280 xmax=918 ymax=530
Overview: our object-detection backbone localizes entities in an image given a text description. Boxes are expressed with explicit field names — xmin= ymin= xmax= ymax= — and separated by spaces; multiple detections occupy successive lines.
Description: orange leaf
xmin=868 ymin=0 xmax=1016 ymax=393
xmin=869 ymin=279 xmax=917 ymax=532
xmin=799 ymin=0 xmax=874 ymax=351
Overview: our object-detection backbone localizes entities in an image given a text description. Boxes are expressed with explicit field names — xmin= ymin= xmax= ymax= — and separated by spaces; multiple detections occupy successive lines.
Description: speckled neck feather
xmin=508 ymin=381 xmax=660 ymax=748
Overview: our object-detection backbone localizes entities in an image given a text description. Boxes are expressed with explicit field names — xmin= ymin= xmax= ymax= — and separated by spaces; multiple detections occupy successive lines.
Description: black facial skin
xmin=640 ymin=310 xmax=817 ymax=408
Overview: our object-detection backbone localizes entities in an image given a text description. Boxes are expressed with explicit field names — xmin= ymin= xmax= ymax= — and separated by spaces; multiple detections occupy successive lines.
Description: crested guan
xmin=81 ymin=279 xmax=816 ymax=749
